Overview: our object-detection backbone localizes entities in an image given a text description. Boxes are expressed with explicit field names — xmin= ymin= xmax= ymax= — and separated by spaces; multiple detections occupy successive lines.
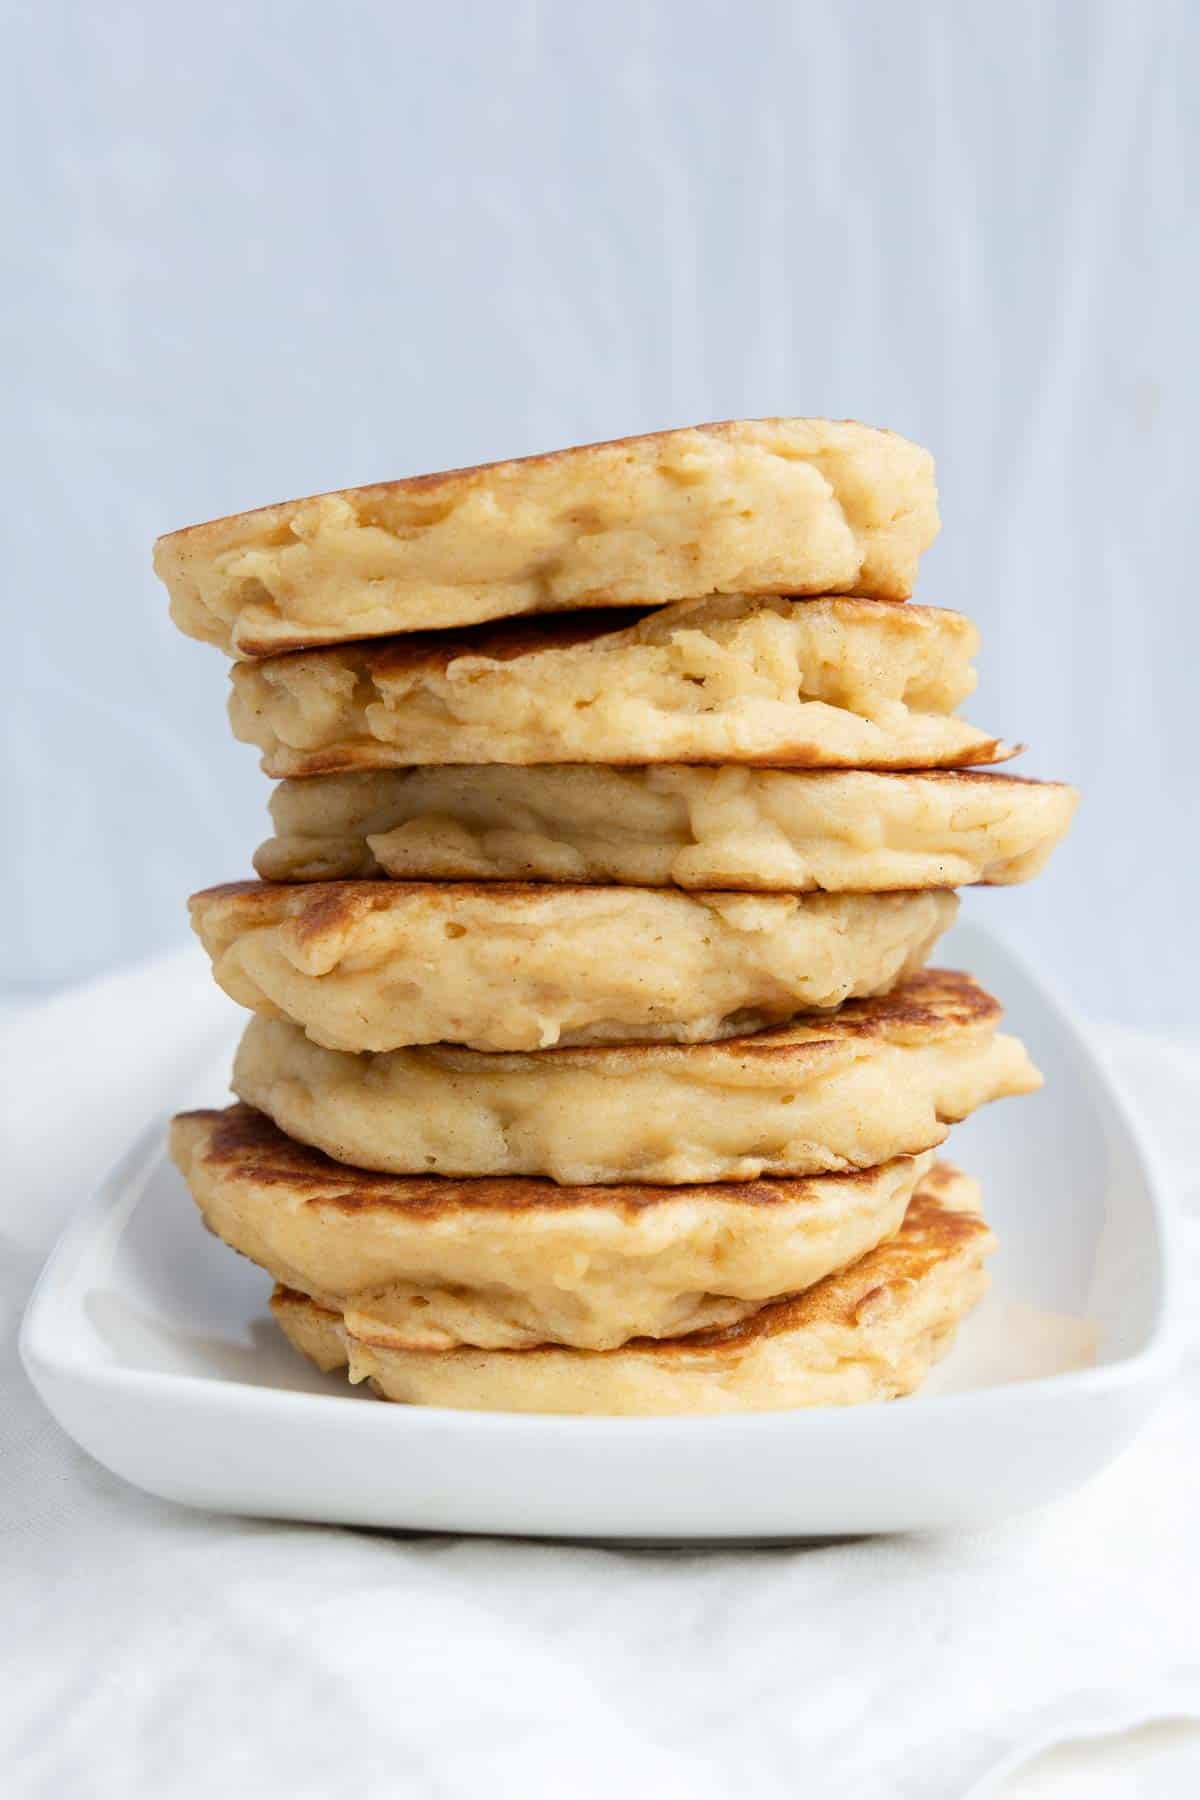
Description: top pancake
xmin=154 ymin=418 xmax=940 ymax=656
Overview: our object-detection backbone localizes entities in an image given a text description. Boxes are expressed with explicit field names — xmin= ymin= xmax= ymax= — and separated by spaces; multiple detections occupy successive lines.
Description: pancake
xmin=228 ymin=595 xmax=1014 ymax=777
xmin=154 ymin=418 xmax=940 ymax=657
xmin=189 ymin=879 xmax=958 ymax=1053
xmin=170 ymin=1102 xmax=935 ymax=1350
xmin=232 ymin=969 xmax=1039 ymax=1185
xmin=268 ymin=1163 xmax=994 ymax=1412
xmin=255 ymin=765 xmax=1076 ymax=889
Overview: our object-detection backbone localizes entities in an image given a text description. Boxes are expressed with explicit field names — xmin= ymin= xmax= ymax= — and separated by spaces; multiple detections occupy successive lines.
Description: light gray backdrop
xmin=5 ymin=0 xmax=1196 ymax=1026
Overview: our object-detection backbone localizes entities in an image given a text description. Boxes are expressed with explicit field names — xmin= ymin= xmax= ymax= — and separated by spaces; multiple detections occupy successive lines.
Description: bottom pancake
xmin=270 ymin=1163 xmax=994 ymax=1415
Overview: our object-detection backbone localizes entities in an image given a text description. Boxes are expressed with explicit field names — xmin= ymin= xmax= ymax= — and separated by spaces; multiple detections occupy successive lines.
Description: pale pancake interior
xmin=171 ymin=1104 xmax=936 ymax=1351
xmin=255 ymin=764 xmax=1075 ymax=890
xmin=189 ymin=879 xmax=958 ymax=1054
xmin=231 ymin=969 xmax=1040 ymax=1186
xmin=227 ymin=596 xmax=1014 ymax=777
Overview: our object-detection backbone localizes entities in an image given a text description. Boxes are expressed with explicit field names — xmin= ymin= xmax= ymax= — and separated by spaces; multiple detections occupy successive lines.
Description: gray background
xmin=4 ymin=0 xmax=1196 ymax=1025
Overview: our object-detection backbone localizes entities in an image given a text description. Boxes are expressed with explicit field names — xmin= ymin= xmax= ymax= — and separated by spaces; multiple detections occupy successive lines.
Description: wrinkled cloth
xmin=2 ymin=945 xmax=1198 ymax=1799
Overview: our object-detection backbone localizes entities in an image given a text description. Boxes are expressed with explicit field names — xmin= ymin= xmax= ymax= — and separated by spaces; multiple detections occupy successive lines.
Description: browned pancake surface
xmin=172 ymin=1102 xmax=920 ymax=1217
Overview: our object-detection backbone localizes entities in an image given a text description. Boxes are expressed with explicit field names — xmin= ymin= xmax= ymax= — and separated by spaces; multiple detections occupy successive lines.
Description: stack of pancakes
xmin=157 ymin=419 xmax=1075 ymax=1415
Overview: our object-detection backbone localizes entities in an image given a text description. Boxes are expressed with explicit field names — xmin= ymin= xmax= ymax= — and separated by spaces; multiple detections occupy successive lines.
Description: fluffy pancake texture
xmin=227 ymin=596 xmax=1013 ymax=777
xmin=256 ymin=765 xmax=1076 ymax=890
xmin=155 ymin=418 xmax=940 ymax=656
xmin=170 ymin=1103 xmax=934 ymax=1351
xmin=268 ymin=1162 xmax=994 ymax=1412
xmin=232 ymin=970 xmax=1039 ymax=1185
xmin=189 ymin=879 xmax=958 ymax=1053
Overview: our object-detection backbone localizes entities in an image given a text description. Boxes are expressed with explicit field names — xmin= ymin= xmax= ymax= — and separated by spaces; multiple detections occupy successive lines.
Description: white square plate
xmin=20 ymin=919 xmax=1183 ymax=1540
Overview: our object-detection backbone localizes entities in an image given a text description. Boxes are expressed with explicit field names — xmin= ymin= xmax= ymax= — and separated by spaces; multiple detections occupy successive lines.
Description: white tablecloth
xmin=3 ymin=946 xmax=1199 ymax=1798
